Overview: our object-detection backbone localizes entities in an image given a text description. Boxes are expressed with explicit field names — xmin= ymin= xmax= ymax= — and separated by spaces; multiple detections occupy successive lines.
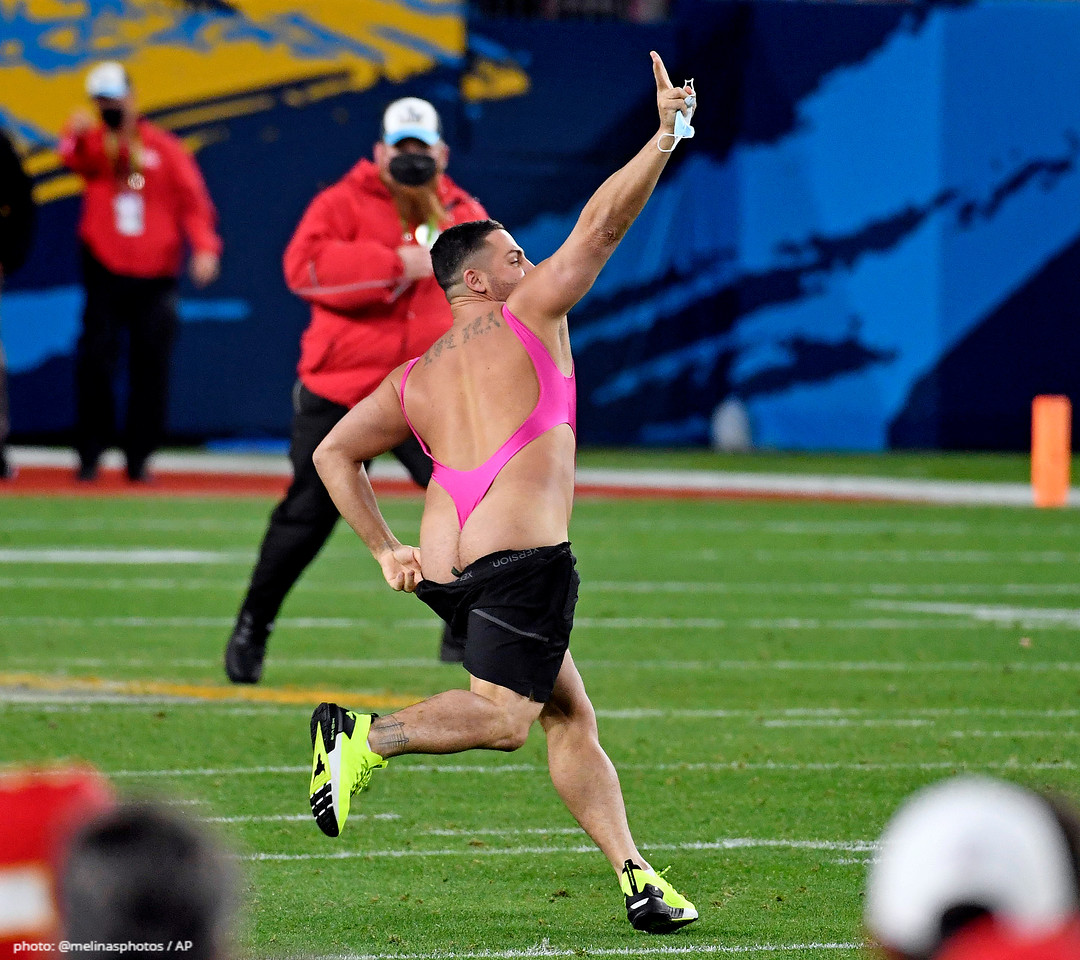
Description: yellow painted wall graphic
xmin=1 ymin=0 xmax=467 ymax=198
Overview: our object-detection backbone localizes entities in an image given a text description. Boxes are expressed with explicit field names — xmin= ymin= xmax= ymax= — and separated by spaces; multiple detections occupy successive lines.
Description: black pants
xmin=75 ymin=247 xmax=178 ymax=472
xmin=241 ymin=381 xmax=434 ymax=625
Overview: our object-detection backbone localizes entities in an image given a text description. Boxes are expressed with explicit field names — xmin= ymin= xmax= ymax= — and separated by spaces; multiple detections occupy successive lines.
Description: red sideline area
xmin=0 ymin=463 xmax=779 ymax=502
xmin=1 ymin=465 xmax=316 ymax=498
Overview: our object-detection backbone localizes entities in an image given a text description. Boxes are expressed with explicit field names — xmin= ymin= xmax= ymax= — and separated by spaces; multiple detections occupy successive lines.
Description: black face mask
xmin=100 ymin=107 xmax=125 ymax=130
xmin=388 ymin=153 xmax=437 ymax=187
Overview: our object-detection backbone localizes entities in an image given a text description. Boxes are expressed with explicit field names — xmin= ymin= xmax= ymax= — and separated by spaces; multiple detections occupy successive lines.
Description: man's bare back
xmin=397 ymin=291 xmax=576 ymax=582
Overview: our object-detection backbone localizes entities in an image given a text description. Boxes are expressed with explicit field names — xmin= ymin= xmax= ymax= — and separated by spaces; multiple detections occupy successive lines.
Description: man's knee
xmin=489 ymin=709 xmax=534 ymax=751
xmin=477 ymin=689 xmax=541 ymax=751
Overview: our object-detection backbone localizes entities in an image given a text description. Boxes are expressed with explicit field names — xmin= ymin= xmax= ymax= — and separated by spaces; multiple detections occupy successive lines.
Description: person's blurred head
xmin=85 ymin=61 xmax=135 ymax=131
xmin=373 ymin=97 xmax=448 ymax=190
xmin=60 ymin=803 xmax=238 ymax=960
xmin=864 ymin=776 xmax=1080 ymax=960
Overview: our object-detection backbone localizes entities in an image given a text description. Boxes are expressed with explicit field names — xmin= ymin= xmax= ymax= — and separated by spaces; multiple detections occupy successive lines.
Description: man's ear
xmin=463 ymin=267 xmax=487 ymax=294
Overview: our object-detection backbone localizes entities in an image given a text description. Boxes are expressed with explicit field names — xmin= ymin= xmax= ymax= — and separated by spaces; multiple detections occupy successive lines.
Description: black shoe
xmin=0 ymin=448 xmax=11 ymax=480
xmin=621 ymin=860 xmax=698 ymax=934
xmin=438 ymin=623 xmax=465 ymax=663
xmin=76 ymin=460 xmax=98 ymax=482
xmin=126 ymin=459 xmax=150 ymax=482
xmin=224 ymin=610 xmax=273 ymax=684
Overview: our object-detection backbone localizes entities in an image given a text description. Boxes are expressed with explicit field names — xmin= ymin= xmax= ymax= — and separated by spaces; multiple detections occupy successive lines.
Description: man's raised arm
xmin=507 ymin=51 xmax=695 ymax=324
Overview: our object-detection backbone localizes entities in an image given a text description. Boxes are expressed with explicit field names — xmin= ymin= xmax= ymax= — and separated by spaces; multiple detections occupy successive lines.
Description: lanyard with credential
xmin=390 ymin=215 xmax=441 ymax=301
xmin=104 ymin=130 xmax=145 ymax=192
xmin=401 ymin=214 xmax=441 ymax=250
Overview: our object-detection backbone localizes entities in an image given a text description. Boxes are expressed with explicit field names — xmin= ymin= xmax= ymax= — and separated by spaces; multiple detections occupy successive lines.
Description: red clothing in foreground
xmin=59 ymin=118 xmax=222 ymax=279
xmin=0 ymin=765 xmax=115 ymax=952
xmin=936 ymin=918 xmax=1080 ymax=960
xmin=283 ymin=158 xmax=488 ymax=408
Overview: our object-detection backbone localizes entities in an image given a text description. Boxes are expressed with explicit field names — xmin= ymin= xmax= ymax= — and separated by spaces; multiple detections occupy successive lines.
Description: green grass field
xmin=1 ymin=479 xmax=1078 ymax=959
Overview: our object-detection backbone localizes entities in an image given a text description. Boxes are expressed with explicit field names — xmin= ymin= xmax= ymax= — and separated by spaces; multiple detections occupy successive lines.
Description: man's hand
xmin=68 ymin=109 xmax=95 ymax=135
xmin=189 ymin=250 xmax=220 ymax=287
xmin=397 ymin=245 xmax=434 ymax=282
xmin=651 ymin=51 xmax=695 ymax=133
xmin=379 ymin=543 xmax=423 ymax=592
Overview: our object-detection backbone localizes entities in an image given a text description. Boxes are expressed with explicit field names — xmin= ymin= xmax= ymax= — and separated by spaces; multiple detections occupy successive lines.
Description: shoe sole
xmin=310 ymin=702 xmax=345 ymax=838
xmin=627 ymin=892 xmax=699 ymax=934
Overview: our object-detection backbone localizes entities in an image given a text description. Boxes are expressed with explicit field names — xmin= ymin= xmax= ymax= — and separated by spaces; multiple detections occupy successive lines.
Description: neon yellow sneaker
xmin=309 ymin=702 xmax=387 ymax=837
xmin=621 ymin=860 xmax=699 ymax=933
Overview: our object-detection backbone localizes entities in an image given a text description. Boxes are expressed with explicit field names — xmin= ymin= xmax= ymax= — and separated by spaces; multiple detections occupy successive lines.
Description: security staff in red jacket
xmin=225 ymin=97 xmax=488 ymax=683
xmin=60 ymin=61 xmax=221 ymax=483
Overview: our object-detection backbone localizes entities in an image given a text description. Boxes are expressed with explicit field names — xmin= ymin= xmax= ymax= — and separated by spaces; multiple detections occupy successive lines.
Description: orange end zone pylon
xmin=1031 ymin=395 xmax=1072 ymax=508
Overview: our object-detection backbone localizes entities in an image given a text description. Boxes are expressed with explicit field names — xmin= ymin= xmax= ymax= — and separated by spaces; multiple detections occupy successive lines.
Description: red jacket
xmin=283 ymin=158 xmax=488 ymax=407
xmin=59 ymin=118 xmax=221 ymax=279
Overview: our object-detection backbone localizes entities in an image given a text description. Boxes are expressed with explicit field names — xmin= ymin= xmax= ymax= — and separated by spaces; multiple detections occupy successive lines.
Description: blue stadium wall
xmin=4 ymin=0 xmax=1080 ymax=451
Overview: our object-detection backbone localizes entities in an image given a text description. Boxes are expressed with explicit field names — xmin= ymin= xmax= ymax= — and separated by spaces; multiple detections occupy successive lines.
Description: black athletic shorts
xmin=414 ymin=543 xmax=579 ymax=702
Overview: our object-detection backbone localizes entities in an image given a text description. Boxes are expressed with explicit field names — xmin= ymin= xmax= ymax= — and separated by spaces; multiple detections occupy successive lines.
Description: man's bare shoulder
xmin=504 ymin=258 xmax=570 ymax=330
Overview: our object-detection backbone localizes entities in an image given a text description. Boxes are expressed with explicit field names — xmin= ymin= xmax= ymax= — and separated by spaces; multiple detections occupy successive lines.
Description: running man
xmin=308 ymin=52 xmax=698 ymax=934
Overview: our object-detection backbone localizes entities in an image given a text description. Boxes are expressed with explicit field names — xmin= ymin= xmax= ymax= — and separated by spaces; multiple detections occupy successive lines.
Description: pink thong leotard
xmin=399 ymin=303 xmax=576 ymax=529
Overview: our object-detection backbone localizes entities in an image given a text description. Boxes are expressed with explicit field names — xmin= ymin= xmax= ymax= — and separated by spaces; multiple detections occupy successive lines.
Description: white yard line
xmin=946 ymin=730 xmax=1080 ymax=739
xmin=4 ymin=698 xmax=1076 ymax=724
xmin=1 ymin=654 xmax=1078 ymax=672
xmin=202 ymin=813 xmax=400 ymax=824
xmin=740 ymin=549 xmax=1080 ymax=564
xmin=0 ymin=616 xmax=431 ymax=629
xmin=0 ymin=576 xmax=252 ymax=592
xmin=761 ymin=718 xmax=933 ymax=728
xmin=0 ymin=698 xmax=305 ymax=712
xmin=591 ymin=581 xmax=1080 ymax=596
xmin=0 ymin=549 xmax=253 ymax=565
xmin=862 ymin=599 xmax=1080 ymax=627
xmin=4 ymin=614 xmax=1078 ymax=636
xmin=583 ymin=658 xmax=1080 ymax=671
xmin=245 ymin=837 xmax=877 ymax=863
xmin=5 ymin=576 xmax=1080 ymax=598
xmin=4 ymin=546 xmax=1080 ymax=566
xmin=1 ymin=515 xmax=992 ymax=535
xmin=101 ymin=759 xmax=1077 ymax=778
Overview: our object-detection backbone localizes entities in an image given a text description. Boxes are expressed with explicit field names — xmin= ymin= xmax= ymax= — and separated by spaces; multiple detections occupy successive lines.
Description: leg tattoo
xmin=369 ymin=716 xmax=410 ymax=754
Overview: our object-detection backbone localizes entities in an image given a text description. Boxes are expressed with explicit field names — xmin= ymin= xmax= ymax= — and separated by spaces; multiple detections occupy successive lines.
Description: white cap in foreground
xmin=865 ymin=776 xmax=1078 ymax=958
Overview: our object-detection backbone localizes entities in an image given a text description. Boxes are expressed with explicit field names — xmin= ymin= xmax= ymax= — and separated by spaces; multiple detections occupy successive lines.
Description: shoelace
xmin=349 ymin=763 xmax=375 ymax=796
xmin=650 ymin=866 xmax=687 ymax=903
xmin=653 ymin=866 xmax=674 ymax=891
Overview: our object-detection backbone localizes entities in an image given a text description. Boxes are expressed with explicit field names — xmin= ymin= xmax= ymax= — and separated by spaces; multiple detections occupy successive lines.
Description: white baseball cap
xmin=382 ymin=97 xmax=441 ymax=146
xmin=86 ymin=61 xmax=130 ymax=100
xmin=865 ymin=777 xmax=1079 ymax=958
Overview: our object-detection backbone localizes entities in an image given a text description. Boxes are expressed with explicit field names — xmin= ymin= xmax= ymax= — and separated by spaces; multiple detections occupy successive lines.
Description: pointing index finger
xmin=651 ymin=50 xmax=673 ymax=90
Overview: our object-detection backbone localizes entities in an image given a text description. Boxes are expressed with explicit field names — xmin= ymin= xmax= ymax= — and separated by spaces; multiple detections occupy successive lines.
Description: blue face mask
xmin=658 ymin=82 xmax=696 ymax=154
